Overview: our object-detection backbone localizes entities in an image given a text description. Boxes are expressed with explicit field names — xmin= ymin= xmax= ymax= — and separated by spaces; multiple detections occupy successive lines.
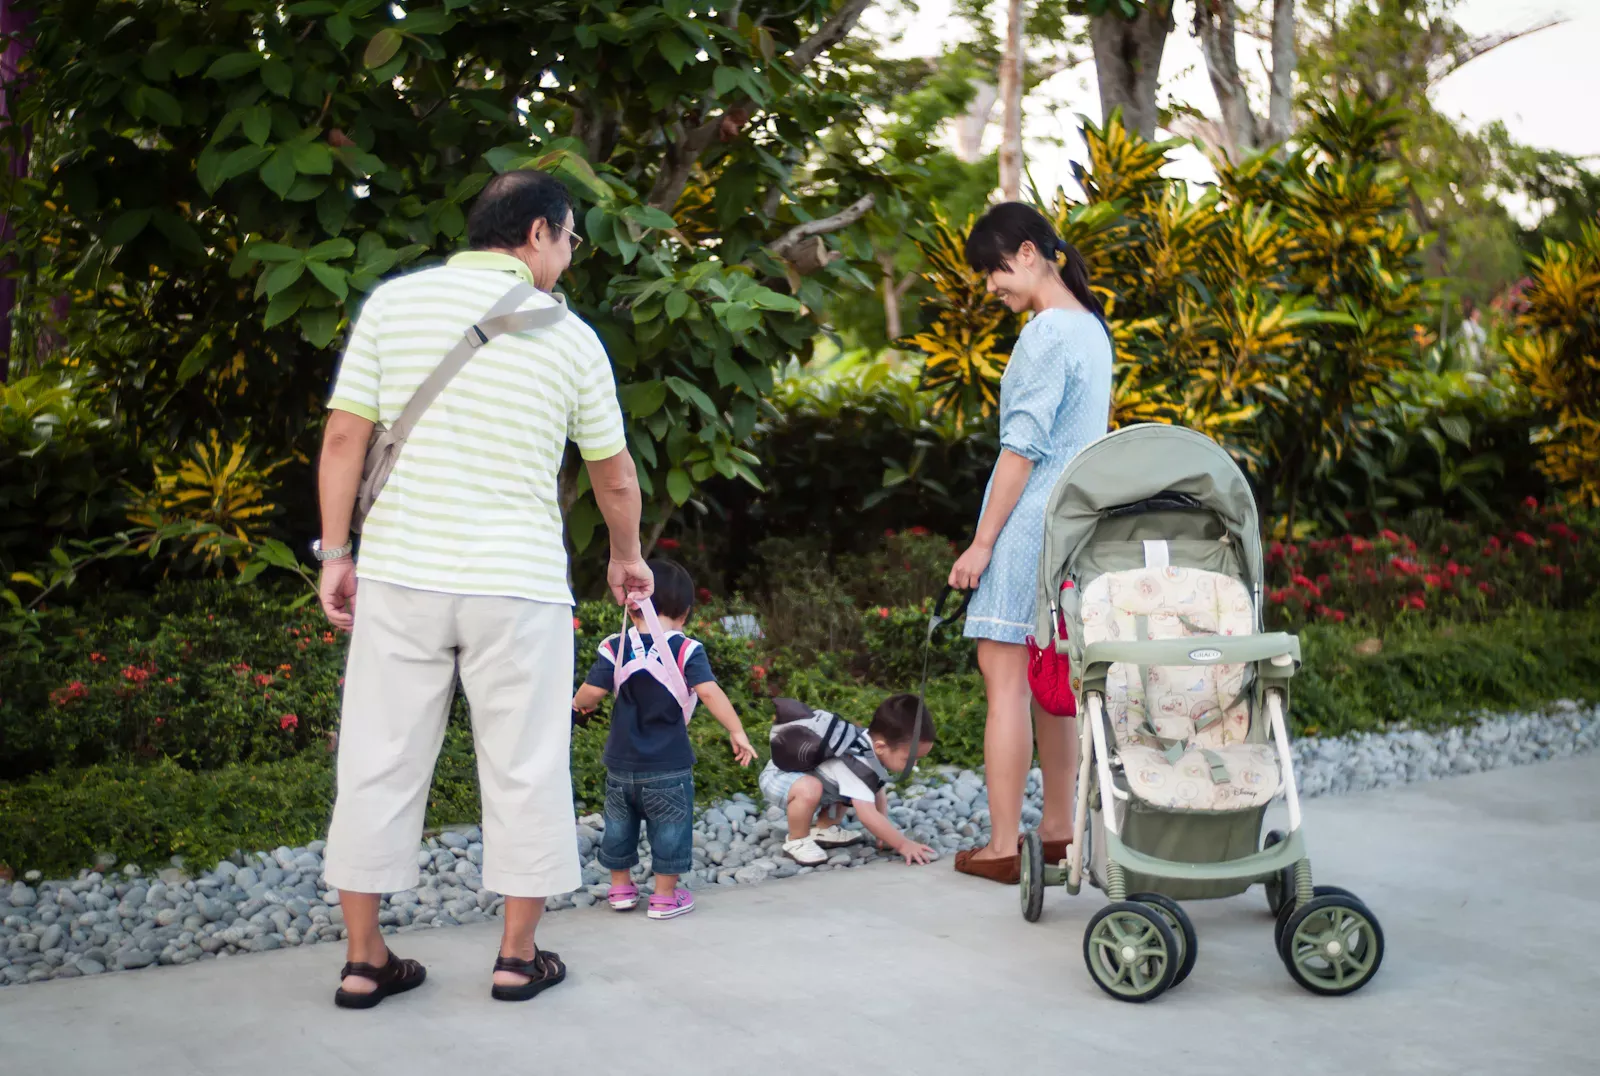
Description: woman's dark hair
xmin=466 ymin=169 xmax=573 ymax=251
xmin=965 ymin=202 xmax=1107 ymax=330
xmin=646 ymin=559 xmax=696 ymax=620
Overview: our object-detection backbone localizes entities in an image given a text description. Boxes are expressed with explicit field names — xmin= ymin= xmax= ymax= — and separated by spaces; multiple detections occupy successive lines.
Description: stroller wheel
xmin=1280 ymin=894 xmax=1385 ymax=997
xmin=1019 ymin=831 xmax=1044 ymax=923
xmin=1083 ymin=902 xmax=1179 ymax=1003
xmin=1129 ymin=893 xmax=1198 ymax=987
xmin=1262 ymin=830 xmax=1293 ymax=916
xmin=1274 ymin=885 xmax=1374 ymax=952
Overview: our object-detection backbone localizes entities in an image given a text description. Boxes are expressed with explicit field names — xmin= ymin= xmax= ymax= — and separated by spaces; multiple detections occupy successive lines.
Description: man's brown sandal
xmin=490 ymin=948 xmax=567 ymax=1002
xmin=953 ymin=847 xmax=1021 ymax=884
xmin=333 ymin=948 xmax=427 ymax=1009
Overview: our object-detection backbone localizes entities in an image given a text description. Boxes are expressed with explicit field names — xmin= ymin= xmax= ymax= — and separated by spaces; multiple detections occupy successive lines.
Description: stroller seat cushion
xmin=1118 ymin=742 xmax=1281 ymax=810
xmin=1082 ymin=565 xmax=1257 ymax=752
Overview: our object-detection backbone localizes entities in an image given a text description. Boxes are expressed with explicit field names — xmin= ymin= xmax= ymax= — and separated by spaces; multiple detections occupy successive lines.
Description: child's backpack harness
xmin=603 ymin=598 xmax=699 ymax=722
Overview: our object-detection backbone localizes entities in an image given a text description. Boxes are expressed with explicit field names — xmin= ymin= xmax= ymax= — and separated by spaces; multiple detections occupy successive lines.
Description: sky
xmin=860 ymin=0 xmax=1598 ymax=201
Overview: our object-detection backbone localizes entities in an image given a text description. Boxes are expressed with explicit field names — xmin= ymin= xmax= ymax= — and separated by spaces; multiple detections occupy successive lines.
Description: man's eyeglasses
xmin=553 ymin=220 xmax=583 ymax=251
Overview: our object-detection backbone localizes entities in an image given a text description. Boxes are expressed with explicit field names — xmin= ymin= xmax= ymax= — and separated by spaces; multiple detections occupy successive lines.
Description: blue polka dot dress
xmin=964 ymin=309 xmax=1113 ymax=645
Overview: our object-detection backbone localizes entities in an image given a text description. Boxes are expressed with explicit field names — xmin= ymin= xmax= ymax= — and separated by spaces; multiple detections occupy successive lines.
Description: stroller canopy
xmin=1037 ymin=423 xmax=1264 ymax=592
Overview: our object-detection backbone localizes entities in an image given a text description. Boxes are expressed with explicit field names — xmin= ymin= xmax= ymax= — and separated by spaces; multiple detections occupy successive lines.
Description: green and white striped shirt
xmin=329 ymin=251 xmax=626 ymax=605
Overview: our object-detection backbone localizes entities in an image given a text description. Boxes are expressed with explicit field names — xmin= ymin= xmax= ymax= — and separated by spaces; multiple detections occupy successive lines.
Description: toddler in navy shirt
xmin=572 ymin=560 xmax=755 ymax=920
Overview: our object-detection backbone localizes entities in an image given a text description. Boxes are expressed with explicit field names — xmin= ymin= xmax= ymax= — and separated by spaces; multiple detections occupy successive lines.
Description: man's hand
xmin=320 ymin=559 xmax=358 ymax=632
xmin=728 ymin=729 xmax=757 ymax=767
xmin=607 ymin=556 xmax=653 ymax=606
xmin=896 ymin=839 xmax=937 ymax=866
xmin=948 ymin=542 xmax=993 ymax=591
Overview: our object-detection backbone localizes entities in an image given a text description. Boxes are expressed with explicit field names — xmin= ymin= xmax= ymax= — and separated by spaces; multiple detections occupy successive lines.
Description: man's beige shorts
xmin=323 ymin=579 xmax=580 ymax=898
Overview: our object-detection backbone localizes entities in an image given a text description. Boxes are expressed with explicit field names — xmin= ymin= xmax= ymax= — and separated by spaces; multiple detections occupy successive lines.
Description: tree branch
xmin=1427 ymin=17 xmax=1565 ymax=86
xmin=789 ymin=0 xmax=874 ymax=72
xmin=768 ymin=194 xmax=875 ymax=260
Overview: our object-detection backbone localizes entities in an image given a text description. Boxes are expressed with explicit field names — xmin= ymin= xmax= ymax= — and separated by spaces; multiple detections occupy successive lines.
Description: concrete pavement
xmin=3 ymin=755 xmax=1598 ymax=1075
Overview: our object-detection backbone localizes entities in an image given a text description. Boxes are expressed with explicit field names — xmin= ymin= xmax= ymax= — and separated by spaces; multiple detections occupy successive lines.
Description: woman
xmin=949 ymin=203 xmax=1113 ymax=883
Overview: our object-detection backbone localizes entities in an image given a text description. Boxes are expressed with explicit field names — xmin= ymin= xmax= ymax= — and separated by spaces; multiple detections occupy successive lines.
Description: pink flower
xmin=280 ymin=713 xmax=299 ymax=730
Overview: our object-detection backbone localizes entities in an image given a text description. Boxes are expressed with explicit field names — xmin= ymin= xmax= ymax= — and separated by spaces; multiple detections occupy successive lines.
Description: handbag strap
xmin=387 ymin=282 xmax=566 ymax=442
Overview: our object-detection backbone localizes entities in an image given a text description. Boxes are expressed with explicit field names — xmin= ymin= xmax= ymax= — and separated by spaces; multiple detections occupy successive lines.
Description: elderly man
xmin=314 ymin=169 xmax=651 ymax=1007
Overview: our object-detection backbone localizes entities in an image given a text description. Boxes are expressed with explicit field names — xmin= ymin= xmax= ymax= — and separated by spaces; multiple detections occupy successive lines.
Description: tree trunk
xmin=1089 ymin=2 xmax=1174 ymax=141
xmin=1194 ymin=0 xmax=1260 ymax=155
xmin=0 ymin=0 xmax=35 ymax=383
xmin=953 ymin=80 xmax=998 ymax=163
xmin=877 ymin=253 xmax=915 ymax=342
xmin=1194 ymin=0 xmax=1299 ymax=157
xmin=1266 ymin=0 xmax=1298 ymax=144
xmin=998 ymin=0 xmax=1027 ymax=200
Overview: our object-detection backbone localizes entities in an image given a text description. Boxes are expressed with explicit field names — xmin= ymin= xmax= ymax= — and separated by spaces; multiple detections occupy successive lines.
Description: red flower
xmin=1348 ymin=537 xmax=1373 ymax=555
xmin=254 ymin=673 xmax=273 ymax=687
xmin=1267 ymin=589 xmax=1287 ymax=606
xmin=657 ymin=538 xmax=681 ymax=551
xmin=572 ymin=617 xmax=582 ymax=631
xmin=322 ymin=632 xmax=335 ymax=644
xmin=1422 ymin=573 xmax=1442 ymax=589
xmin=164 ymin=676 xmax=175 ymax=684
xmin=1478 ymin=582 xmax=1494 ymax=595
xmin=697 ymin=587 xmax=712 ymax=603
xmin=1513 ymin=531 xmax=1537 ymax=548
xmin=1485 ymin=536 xmax=1502 ymax=552
xmin=1541 ymin=565 xmax=1562 ymax=577
xmin=337 ymin=677 xmax=345 ymax=687
xmin=1291 ymin=573 xmax=1314 ymax=588
xmin=750 ymin=665 xmax=767 ymax=682
xmin=279 ymin=713 xmax=299 ymax=730
xmin=1330 ymin=610 xmax=1347 ymax=623
xmin=1524 ymin=496 xmax=1539 ymax=513
xmin=89 ymin=652 xmax=107 ymax=664
xmin=1444 ymin=561 xmax=1462 ymax=577
xmin=909 ymin=525 xmax=930 ymax=537
xmin=233 ymin=663 xmax=251 ymax=674
xmin=877 ymin=607 xmax=891 ymax=619
xmin=1549 ymin=523 xmax=1578 ymax=542
xmin=1439 ymin=543 xmax=1450 ymax=556
xmin=154 ymin=717 xmax=165 ymax=727
xmin=1268 ymin=541 xmax=1285 ymax=561
xmin=1379 ymin=529 xmax=1401 ymax=543
xmin=121 ymin=665 xmax=151 ymax=685
xmin=49 ymin=681 xmax=89 ymax=707
xmin=884 ymin=529 xmax=897 ymax=538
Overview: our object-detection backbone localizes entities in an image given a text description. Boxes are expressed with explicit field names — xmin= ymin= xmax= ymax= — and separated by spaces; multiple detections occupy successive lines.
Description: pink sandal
xmin=607 ymin=884 xmax=639 ymax=911
xmin=647 ymin=888 xmax=695 ymax=920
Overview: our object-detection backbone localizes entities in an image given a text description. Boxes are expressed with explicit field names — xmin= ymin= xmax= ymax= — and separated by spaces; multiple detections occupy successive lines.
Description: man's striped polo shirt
xmin=328 ymin=250 xmax=626 ymax=605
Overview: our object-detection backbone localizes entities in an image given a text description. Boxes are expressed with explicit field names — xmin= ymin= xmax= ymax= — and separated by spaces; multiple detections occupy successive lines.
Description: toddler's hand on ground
xmin=897 ymin=840 xmax=937 ymax=865
xmin=729 ymin=730 xmax=757 ymax=767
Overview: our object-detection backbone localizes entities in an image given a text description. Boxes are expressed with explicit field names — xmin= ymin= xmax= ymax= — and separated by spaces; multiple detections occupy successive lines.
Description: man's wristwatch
xmin=311 ymin=539 xmax=354 ymax=562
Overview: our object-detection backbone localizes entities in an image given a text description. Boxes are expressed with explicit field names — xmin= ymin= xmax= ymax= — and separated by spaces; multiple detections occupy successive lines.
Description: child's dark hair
xmin=646 ymin=558 xmax=696 ymax=620
xmin=869 ymin=693 xmax=936 ymax=746
xmin=965 ymin=202 xmax=1108 ymax=334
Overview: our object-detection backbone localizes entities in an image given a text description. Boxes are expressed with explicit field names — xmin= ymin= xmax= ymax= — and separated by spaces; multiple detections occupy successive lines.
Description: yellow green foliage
xmin=126 ymin=431 xmax=285 ymax=570
xmin=910 ymin=95 xmax=1431 ymax=528
xmin=1504 ymin=224 xmax=1600 ymax=506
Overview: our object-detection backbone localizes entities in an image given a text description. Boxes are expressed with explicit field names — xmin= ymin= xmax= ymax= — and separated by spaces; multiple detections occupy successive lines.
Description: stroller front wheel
xmin=1129 ymin=892 xmax=1198 ymax=987
xmin=1280 ymin=894 xmax=1385 ymax=997
xmin=1083 ymin=902 xmax=1180 ymax=1003
xmin=1019 ymin=831 xmax=1044 ymax=923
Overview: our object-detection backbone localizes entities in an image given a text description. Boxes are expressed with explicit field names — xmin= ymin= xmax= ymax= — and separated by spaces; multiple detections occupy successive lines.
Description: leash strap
xmin=902 ymin=585 xmax=971 ymax=784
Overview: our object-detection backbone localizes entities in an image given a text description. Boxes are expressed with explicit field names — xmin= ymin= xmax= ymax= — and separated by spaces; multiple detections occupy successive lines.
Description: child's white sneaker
xmin=782 ymin=836 xmax=828 ymax=866
xmin=810 ymin=824 xmax=862 ymax=848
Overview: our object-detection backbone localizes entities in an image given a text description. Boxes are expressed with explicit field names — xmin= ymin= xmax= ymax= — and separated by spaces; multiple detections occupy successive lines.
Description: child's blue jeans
xmin=597 ymin=767 xmax=694 ymax=876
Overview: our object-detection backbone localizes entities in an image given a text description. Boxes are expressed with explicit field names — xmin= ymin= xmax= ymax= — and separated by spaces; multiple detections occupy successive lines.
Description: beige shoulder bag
xmin=352 ymin=282 xmax=566 ymax=532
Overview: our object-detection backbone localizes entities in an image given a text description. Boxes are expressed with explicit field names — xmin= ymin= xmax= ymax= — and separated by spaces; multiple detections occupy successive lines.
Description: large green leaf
xmin=204 ymin=52 xmax=263 ymax=80
xmin=263 ymin=260 xmax=307 ymax=298
xmin=307 ymin=261 xmax=349 ymax=301
xmin=293 ymin=142 xmax=334 ymax=175
xmin=260 ymin=148 xmax=298 ymax=198
xmin=666 ymin=467 xmax=693 ymax=506
xmin=364 ymin=28 xmax=403 ymax=69
xmin=619 ymin=379 xmax=667 ymax=418
xmin=104 ymin=209 xmax=153 ymax=247
xmin=658 ymin=33 xmax=695 ymax=72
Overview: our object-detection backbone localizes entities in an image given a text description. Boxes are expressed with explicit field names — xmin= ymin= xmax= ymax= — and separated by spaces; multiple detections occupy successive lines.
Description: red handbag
xmin=1027 ymin=581 xmax=1077 ymax=717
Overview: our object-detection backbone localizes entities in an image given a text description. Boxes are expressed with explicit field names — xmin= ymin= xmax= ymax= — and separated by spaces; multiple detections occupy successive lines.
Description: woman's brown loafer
xmin=954 ymin=847 xmax=1021 ymax=884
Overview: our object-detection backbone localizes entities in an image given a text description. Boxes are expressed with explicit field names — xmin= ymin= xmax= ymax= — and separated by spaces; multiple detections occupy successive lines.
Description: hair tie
xmin=1053 ymin=239 xmax=1070 ymax=258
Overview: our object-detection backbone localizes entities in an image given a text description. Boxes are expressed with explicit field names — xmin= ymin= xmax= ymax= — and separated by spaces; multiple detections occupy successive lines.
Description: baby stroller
xmin=1019 ymin=424 xmax=1384 ymax=1002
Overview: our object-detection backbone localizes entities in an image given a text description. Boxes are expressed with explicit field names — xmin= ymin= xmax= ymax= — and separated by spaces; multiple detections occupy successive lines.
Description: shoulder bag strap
xmin=387 ymin=282 xmax=566 ymax=442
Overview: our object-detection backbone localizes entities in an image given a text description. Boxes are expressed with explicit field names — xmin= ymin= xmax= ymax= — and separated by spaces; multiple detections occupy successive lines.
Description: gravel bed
xmin=2 ymin=701 xmax=1595 ymax=986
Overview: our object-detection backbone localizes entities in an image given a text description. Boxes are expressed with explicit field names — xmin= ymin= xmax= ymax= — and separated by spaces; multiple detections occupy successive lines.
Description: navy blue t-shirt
xmin=585 ymin=632 xmax=716 ymax=772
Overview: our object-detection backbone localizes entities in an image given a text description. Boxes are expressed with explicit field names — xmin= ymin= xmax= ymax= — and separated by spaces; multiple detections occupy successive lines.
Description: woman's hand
xmin=949 ymin=542 xmax=993 ymax=591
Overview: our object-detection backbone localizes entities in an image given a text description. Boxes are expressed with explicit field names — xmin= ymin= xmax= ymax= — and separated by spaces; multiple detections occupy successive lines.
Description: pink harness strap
xmin=606 ymin=598 xmax=698 ymax=723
